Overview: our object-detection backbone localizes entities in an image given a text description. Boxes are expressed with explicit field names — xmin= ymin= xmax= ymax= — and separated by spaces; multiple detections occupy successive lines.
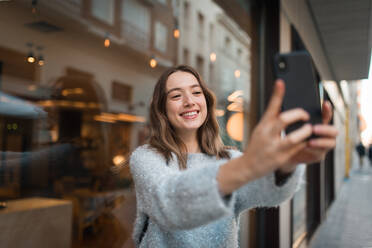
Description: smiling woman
xmin=129 ymin=65 xmax=338 ymax=248
xmin=147 ymin=65 xmax=229 ymax=170
xmin=165 ymin=71 xmax=207 ymax=140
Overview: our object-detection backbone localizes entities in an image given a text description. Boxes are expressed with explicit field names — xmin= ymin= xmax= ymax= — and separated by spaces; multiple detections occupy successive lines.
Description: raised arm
xmin=217 ymin=80 xmax=337 ymax=198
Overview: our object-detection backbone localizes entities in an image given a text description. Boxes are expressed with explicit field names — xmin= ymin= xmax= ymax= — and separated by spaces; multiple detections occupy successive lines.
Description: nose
xmin=183 ymin=93 xmax=195 ymax=107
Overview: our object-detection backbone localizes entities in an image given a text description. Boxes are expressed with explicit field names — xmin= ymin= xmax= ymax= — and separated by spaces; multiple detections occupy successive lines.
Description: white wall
xmin=348 ymin=81 xmax=361 ymax=145
xmin=334 ymin=105 xmax=346 ymax=195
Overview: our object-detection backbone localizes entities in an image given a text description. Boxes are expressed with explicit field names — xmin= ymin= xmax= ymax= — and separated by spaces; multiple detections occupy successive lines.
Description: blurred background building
xmin=0 ymin=0 xmax=371 ymax=248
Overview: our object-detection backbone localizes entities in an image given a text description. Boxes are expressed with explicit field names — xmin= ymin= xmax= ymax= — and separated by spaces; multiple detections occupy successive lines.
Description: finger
xmin=322 ymin=101 xmax=333 ymax=124
xmin=313 ymin=124 xmax=339 ymax=137
xmin=278 ymin=141 xmax=307 ymax=168
xmin=276 ymin=108 xmax=310 ymax=131
xmin=308 ymin=138 xmax=336 ymax=149
xmin=262 ymin=80 xmax=285 ymax=121
xmin=281 ymin=124 xmax=312 ymax=148
xmin=286 ymin=142 xmax=307 ymax=161
xmin=302 ymin=147 xmax=324 ymax=154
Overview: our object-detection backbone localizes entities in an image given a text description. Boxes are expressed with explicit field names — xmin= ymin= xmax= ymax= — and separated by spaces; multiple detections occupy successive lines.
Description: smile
xmin=180 ymin=110 xmax=199 ymax=119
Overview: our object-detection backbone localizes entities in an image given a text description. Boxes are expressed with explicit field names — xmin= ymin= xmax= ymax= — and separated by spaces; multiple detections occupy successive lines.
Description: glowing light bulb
xmin=113 ymin=155 xmax=125 ymax=166
xmin=38 ymin=55 xmax=44 ymax=66
xmin=150 ymin=58 xmax=157 ymax=68
xmin=104 ymin=38 xmax=110 ymax=47
xmin=27 ymin=56 xmax=35 ymax=63
xmin=173 ymin=29 xmax=180 ymax=39
xmin=210 ymin=53 xmax=216 ymax=62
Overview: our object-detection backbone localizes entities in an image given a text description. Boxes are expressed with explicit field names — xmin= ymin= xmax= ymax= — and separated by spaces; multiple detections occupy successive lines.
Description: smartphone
xmin=273 ymin=51 xmax=322 ymax=136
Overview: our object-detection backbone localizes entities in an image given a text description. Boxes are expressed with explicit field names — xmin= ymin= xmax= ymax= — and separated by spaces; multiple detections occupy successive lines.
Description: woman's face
xmin=165 ymin=71 xmax=207 ymax=136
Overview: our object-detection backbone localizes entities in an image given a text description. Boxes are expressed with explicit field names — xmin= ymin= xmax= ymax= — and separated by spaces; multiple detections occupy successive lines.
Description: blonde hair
xmin=148 ymin=65 xmax=230 ymax=169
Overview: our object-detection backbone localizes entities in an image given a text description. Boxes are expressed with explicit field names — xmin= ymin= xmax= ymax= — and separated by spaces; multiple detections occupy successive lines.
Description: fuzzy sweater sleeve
xmin=129 ymin=145 xmax=236 ymax=231
xmin=228 ymin=150 xmax=305 ymax=215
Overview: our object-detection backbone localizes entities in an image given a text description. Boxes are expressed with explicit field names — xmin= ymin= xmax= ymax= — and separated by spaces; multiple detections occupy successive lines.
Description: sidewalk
xmin=309 ymin=160 xmax=372 ymax=248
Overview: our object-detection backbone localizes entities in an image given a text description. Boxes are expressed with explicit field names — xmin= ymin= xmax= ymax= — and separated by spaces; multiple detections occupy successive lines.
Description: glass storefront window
xmin=0 ymin=0 xmax=252 ymax=247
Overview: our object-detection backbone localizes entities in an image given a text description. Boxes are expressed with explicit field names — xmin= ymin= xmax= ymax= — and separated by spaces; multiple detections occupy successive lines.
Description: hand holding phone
xmin=273 ymin=51 xmax=322 ymax=137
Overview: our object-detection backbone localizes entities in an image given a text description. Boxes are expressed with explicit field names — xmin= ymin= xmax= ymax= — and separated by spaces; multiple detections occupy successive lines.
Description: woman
xmin=130 ymin=65 xmax=337 ymax=247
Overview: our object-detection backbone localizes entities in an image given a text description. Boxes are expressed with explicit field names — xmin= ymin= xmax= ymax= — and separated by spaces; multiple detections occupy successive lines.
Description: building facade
xmin=0 ymin=0 xmax=370 ymax=247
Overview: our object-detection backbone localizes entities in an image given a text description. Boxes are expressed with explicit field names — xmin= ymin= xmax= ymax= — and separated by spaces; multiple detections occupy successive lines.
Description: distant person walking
xmin=356 ymin=142 xmax=366 ymax=169
xmin=368 ymin=144 xmax=372 ymax=167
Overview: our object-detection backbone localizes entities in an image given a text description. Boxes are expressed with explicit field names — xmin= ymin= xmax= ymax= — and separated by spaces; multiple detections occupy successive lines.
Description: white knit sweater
xmin=129 ymin=144 xmax=304 ymax=248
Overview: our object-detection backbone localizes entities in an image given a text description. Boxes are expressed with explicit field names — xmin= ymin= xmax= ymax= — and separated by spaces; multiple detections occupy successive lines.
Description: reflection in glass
xmin=0 ymin=0 xmax=252 ymax=246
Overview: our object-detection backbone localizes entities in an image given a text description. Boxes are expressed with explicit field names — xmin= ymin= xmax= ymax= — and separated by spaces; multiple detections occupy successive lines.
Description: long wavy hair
xmin=148 ymin=65 xmax=230 ymax=169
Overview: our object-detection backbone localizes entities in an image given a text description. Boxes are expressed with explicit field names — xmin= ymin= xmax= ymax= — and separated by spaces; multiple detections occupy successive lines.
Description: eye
xmin=193 ymin=91 xmax=202 ymax=95
xmin=171 ymin=94 xmax=181 ymax=99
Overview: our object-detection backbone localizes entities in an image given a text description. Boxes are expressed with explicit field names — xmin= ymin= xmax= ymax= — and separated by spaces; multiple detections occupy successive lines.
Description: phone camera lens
xmin=278 ymin=57 xmax=287 ymax=72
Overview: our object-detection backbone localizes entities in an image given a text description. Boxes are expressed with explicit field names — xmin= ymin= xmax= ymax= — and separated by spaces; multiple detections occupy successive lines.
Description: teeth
xmin=183 ymin=111 xmax=197 ymax=116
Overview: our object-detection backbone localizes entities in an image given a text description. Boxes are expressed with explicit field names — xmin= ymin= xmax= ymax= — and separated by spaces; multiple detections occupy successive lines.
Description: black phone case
xmin=273 ymin=51 xmax=322 ymax=136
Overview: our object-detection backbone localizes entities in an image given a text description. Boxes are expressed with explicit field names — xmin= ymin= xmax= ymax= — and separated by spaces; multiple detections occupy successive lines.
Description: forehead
xmin=166 ymin=71 xmax=200 ymax=90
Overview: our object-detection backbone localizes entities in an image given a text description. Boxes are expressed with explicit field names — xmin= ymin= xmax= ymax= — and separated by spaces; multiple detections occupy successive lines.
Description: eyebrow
xmin=166 ymin=84 xmax=201 ymax=95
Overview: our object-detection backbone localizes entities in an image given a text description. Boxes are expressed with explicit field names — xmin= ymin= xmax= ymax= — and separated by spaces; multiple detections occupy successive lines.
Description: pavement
xmin=309 ymin=160 xmax=372 ymax=248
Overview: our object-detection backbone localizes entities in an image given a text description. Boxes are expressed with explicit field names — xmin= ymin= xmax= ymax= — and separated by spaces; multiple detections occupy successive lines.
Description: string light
xmin=173 ymin=20 xmax=180 ymax=39
xmin=104 ymin=38 xmax=110 ymax=47
xmin=27 ymin=53 xmax=35 ymax=63
xmin=150 ymin=56 xmax=157 ymax=68
xmin=104 ymin=32 xmax=110 ymax=47
xmin=38 ymin=56 xmax=44 ymax=66
xmin=36 ymin=46 xmax=45 ymax=66
xmin=113 ymin=155 xmax=126 ymax=166
xmin=26 ymin=42 xmax=35 ymax=63
xmin=173 ymin=29 xmax=180 ymax=39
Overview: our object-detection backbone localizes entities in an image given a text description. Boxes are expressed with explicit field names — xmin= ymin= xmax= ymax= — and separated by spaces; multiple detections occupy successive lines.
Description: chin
xmin=181 ymin=124 xmax=201 ymax=132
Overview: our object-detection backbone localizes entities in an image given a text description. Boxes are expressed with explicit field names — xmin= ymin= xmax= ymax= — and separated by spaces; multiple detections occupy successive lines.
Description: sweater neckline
xmin=187 ymin=153 xmax=210 ymax=160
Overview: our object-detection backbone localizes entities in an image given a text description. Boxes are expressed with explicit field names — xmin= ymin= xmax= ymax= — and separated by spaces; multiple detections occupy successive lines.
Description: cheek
xmin=200 ymin=97 xmax=207 ymax=111
xmin=200 ymin=99 xmax=208 ymax=120
xmin=166 ymin=101 xmax=179 ymax=120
